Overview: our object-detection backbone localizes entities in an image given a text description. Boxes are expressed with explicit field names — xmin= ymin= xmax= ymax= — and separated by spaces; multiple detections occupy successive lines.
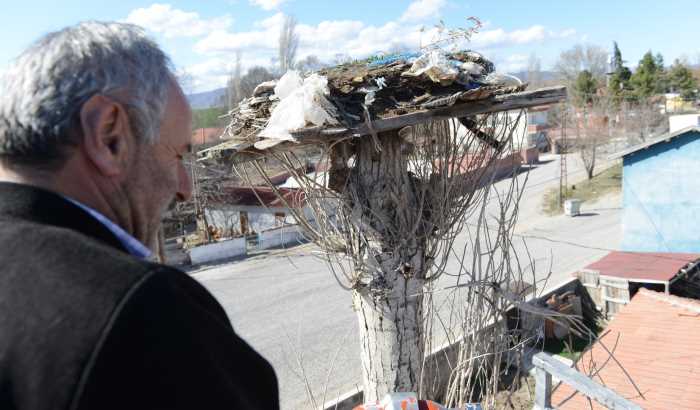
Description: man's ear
xmin=79 ymin=95 xmax=132 ymax=177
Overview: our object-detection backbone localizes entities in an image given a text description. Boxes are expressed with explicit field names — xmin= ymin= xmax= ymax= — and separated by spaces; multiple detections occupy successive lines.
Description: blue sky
xmin=1 ymin=0 xmax=699 ymax=92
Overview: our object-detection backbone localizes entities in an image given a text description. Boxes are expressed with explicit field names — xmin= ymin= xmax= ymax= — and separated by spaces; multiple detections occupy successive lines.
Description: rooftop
xmin=208 ymin=186 xmax=305 ymax=208
xmin=609 ymin=126 xmax=700 ymax=160
xmin=192 ymin=127 xmax=225 ymax=146
xmin=553 ymin=289 xmax=700 ymax=410
xmin=582 ymin=251 xmax=698 ymax=282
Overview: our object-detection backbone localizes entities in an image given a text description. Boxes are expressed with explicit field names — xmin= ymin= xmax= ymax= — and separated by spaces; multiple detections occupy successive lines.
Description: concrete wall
xmin=205 ymin=205 xmax=295 ymax=235
xmin=520 ymin=147 xmax=539 ymax=164
xmin=258 ymin=225 xmax=306 ymax=250
xmin=189 ymin=237 xmax=247 ymax=264
xmin=622 ymin=130 xmax=700 ymax=252
xmin=669 ymin=115 xmax=700 ymax=133
xmin=527 ymin=110 xmax=548 ymax=126
xmin=206 ymin=205 xmax=320 ymax=236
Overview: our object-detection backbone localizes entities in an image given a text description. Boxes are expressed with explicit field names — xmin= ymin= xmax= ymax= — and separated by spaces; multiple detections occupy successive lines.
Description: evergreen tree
xmin=668 ymin=59 xmax=698 ymax=100
xmin=630 ymin=51 xmax=663 ymax=99
xmin=574 ymin=70 xmax=598 ymax=106
xmin=608 ymin=42 xmax=632 ymax=105
xmin=654 ymin=53 xmax=665 ymax=71
xmin=654 ymin=52 xmax=669 ymax=93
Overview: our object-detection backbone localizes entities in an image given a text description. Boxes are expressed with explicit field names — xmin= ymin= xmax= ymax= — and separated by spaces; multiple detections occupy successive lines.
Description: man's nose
xmin=176 ymin=163 xmax=193 ymax=202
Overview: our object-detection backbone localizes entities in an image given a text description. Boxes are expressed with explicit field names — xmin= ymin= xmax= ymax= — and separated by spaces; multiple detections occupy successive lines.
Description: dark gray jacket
xmin=0 ymin=182 xmax=279 ymax=410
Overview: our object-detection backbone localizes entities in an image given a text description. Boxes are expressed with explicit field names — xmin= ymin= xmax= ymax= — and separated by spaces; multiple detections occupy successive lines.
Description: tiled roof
xmin=553 ymin=289 xmax=700 ymax=410
xmin=583 ymin=251 xmax=699 ymax=282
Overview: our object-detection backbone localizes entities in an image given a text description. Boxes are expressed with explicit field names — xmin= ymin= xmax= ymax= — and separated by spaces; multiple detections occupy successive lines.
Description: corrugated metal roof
xmin=583 ymin=251 xmax=698 ymax=282
xmin=553 ymin=289 xmax=700 ymax=410
xmin=608 ymin=126 xmax=700 ymax=160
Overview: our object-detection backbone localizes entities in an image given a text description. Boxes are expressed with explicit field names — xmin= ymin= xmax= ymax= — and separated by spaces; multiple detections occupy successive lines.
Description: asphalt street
xmin=191 ymin=154 xmax=622 ymax=409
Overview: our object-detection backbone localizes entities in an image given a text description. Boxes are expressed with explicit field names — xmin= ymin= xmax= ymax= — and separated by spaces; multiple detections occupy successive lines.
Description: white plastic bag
xmin=402 ymin=50 xmax=459 ymax=84
xmin=260 ymin=71 xmax=338 ymax=142
xmin=483 ymin=72 xmax=523 ymax=87
xmin=273 ymin=70 xmax=302 ymax=99
xmin=461 ymin=61 xmax=484 ymax=76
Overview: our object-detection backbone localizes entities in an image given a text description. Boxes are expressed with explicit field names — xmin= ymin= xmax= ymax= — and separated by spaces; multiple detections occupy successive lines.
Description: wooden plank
xmin=600 ymin=278 xmax=629 ymax=289
xmin=601 ymin=296 xmax=630 ymax=305
xmin=533 ymin=353 xmax=642 ymax=410
xmin=534 ymin=366 xmax=552 ymax=410
xmin=350 ymin=86 xmax=567 ymax=136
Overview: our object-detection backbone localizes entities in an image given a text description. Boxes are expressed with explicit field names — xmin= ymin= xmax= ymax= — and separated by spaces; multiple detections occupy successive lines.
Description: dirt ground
xmin=493 ymin=375 xmax=536 ymax=410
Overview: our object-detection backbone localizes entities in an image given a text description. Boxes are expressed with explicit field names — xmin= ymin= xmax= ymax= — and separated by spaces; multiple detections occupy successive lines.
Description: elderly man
xmin=0 ymin=22 xmax=278 ymax=409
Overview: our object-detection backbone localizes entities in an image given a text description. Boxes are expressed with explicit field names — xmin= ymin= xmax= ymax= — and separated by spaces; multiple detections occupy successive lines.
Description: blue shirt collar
xmin=63 ymin=197 xmax=152 ymax=259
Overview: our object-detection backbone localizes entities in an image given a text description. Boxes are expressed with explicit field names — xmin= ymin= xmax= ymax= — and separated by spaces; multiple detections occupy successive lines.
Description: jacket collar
xmin=0 ymin=181 xmax=129 ymax=254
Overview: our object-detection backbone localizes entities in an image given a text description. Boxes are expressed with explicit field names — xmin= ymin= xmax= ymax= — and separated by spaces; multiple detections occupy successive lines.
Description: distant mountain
xmin=187 ymin=87 xmax=226 ymax=109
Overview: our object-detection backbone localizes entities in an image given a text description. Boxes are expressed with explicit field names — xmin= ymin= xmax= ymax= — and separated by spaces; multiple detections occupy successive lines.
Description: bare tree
xmin=234 ymin=111 xmax=551 ymax=402
xmin=217 ymin=45 xmax=568 ymax=403
xmin=333 ymin=53 xmax=353 ymax=66
xmin=278 ymin=15 xmax=299 ymax=73
xmin=623 ymin=96 xmax=667 ymax=143
xmin=240 ymin=66 xmax=276 ymax=97
xmin=554 ymin=44 xmax=609 ymax=87
xmin=224 ymin=65 xmax=277 ymax=108
xmin=226 ymin=50 xmax=243 ymax=110
xmin=175 ymin=69 xmax=195 ymax=96
xmin=295 ymin=55 xmax=325 ymax=73
xmin=527 ymin=52 xmax=542 ymax=89
xmin=573 ymin=96 xmax=612 ymax=179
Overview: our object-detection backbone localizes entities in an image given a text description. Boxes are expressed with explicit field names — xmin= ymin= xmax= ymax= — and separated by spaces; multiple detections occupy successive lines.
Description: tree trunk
xmin=353 ymin=258 xmax=425 ymax=401
xmin=343 ymin=130 xmax=428 ymax=401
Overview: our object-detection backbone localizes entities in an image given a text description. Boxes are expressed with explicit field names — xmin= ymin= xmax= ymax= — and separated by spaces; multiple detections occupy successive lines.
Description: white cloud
xmin=557 ymin=28 xmax=577 ymax=38
xmin=255 ymin=12 xmax=286 ymax=29
xmin=190 ymin=15 xmax=574 ymax=91
xmin=498 ymin=54 xmax=529 ymax=73
xmin=196 ymin=19 xmax=569 ymax=63
xmin=196 ymin=15 xmax=429 ymax=60
xmin=471 ymin=25 xmax=547 ymax=48
xmin=125 ymin=4 xmax=232 ymax=38
xmin=400 ymin=0 xmax=446 ymax=23
xmin=249 ymin=0 xmax=287 ymax=11
xmin=182 ymin=56 xmax=273 ymax=92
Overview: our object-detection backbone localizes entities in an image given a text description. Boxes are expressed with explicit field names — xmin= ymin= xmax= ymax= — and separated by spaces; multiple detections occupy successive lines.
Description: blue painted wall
xmin=622 ymin=130 xmax=700 ymax=252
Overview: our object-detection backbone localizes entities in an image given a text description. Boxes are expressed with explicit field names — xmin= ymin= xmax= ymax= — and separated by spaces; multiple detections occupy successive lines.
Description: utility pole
xmin=559 ymin=103 xmax=569 ymax=208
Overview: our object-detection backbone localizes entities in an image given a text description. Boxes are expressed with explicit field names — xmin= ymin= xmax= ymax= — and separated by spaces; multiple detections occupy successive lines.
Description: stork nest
xmin=221 ymin=50 xmax=527 ymax=146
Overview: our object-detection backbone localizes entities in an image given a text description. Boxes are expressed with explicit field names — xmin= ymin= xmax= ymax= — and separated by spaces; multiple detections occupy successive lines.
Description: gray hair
xmin=0 ymin=21 xmax=173 ymax=168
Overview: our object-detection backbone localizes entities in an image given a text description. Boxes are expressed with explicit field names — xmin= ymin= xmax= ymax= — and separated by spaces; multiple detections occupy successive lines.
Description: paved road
xmin=191 ymin=154 xmax=622 ymax=409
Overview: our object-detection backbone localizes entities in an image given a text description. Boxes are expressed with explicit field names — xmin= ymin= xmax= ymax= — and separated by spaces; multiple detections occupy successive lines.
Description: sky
xmin=0 ymin=0 xmax=699 ymax=93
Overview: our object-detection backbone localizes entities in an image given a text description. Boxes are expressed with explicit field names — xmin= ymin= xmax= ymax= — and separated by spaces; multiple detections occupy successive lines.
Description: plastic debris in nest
xmin=360 ymin=77 xmax=387 ymax=107
xmin=402 ymin=50 xmax=460 ymax=85
xmin=257 ymin=70 xmax=339 ymax=149
xmin=366 ymin=51 xmax=422 ymax=68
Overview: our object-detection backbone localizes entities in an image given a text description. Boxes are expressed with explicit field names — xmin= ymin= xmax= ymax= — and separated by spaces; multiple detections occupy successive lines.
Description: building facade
xmin=617 ymin=127 xmax=700 ymax=252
